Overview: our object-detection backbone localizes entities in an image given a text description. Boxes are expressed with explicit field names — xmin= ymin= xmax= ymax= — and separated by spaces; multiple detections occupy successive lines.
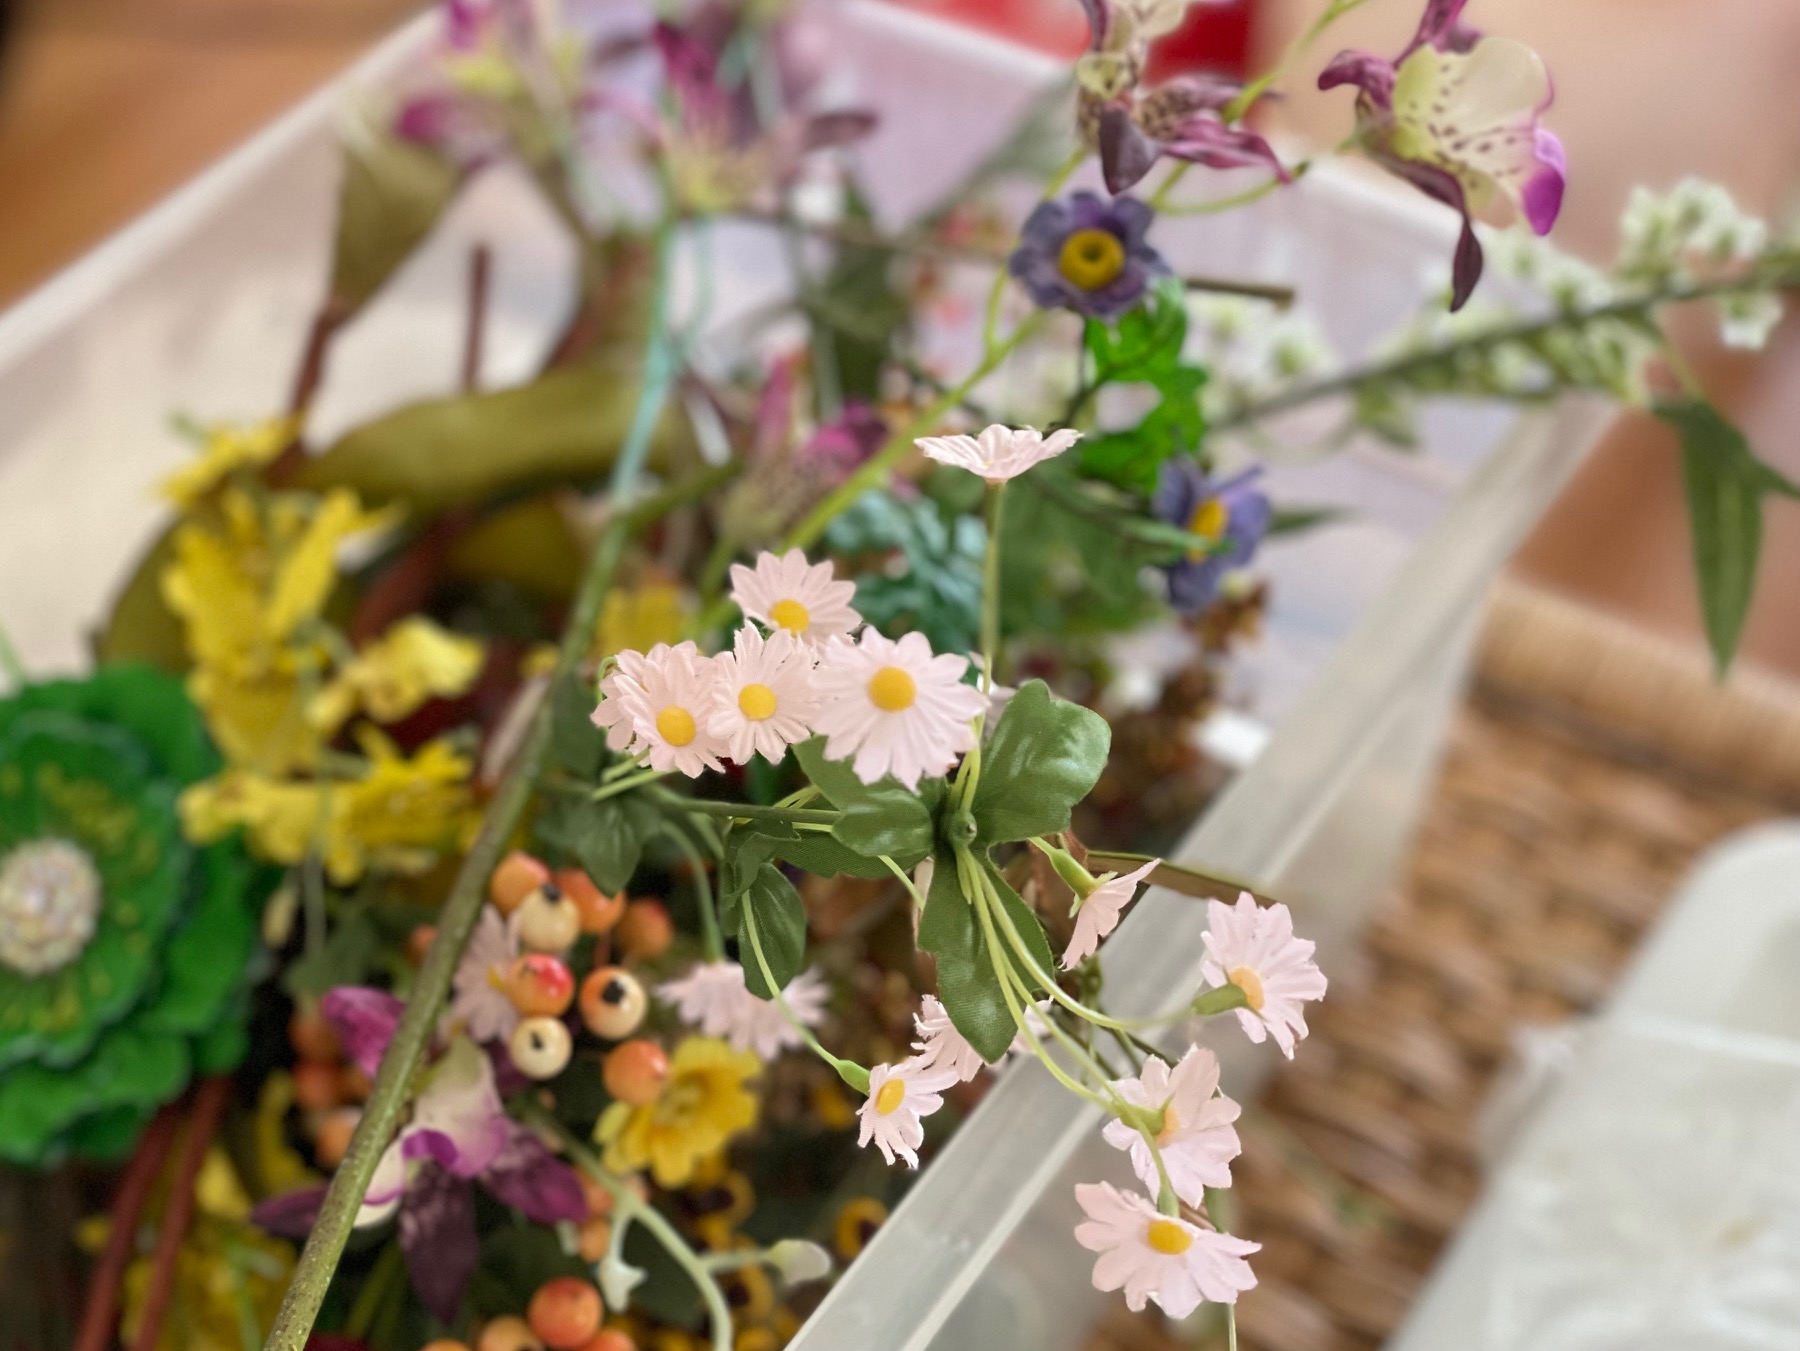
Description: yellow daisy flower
xmin=158 ymin=416 xmax=297 ymax=509
xmin=310 ymin=616 xmax=486 ymax=734
xmin=596 ymin=1038 xmax=760 ymax=1187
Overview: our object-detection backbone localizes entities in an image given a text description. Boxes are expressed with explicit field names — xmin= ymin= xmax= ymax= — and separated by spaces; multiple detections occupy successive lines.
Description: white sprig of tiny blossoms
xmin=656 ymin=960 xmax=830 ymax=1061
xmin=1199 ymin=891 xmax=1328 ymax=1058
xmin=914 ymin=424 xmax=1082 ymax=483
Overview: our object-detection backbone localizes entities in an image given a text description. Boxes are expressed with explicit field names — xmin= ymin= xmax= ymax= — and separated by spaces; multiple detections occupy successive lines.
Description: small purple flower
xmin=1153 ymin=461 xmax=1272 ymax=613
xmin=252 ymin=988 xmax=585 ymax=1326
xmin=1010 ymin=192 xmax=1170 ymax=321
xmin=1319 ymin=0 xmax=1566 ymax=310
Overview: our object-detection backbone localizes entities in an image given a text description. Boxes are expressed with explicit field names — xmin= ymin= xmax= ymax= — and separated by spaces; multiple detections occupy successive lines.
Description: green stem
xmin=526 ymin=1104 xmax=736 ymax=1351
xmin=879 ymin=854 xmax=925 ymax=910
xmin=678 ymin=799 xmax=839 ymax=826
xmin=742 ymin=899 xmax=870 ymax=1093
xmin=980 ymin=481 xmax=1006 ymax=694
xmin=262 ymin=221 xmax=686 ymax=1351
xmin=662 ymin=820 xmax=723 ymax=963
xmin=589 ymin=767 xmax=671 ymax=802
xmin=1159 ymin=165 xmax=1308 ymax=221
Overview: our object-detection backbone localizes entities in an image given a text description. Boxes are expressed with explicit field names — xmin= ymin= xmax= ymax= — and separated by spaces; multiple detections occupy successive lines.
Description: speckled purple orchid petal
xmin=1318 ymin=50 xmax=1397 ymax=109
xmin=1409 ymin=0 xmax=1481 ymax=53
xmin=320 ymin=987 xmax=404 ymax=1080
xmin=1100 ymin=106 xmax=1161 ymax=194
xmin=1161 ymin=118 xmax=1291 ymax=182
xmin=400 ymin=1164 xmax=479 ymax=1326
xmin=480 ymin=1122 xmax=589 ymax=1223
xmin=250 ymin=1186 xmax=327 ymax=1240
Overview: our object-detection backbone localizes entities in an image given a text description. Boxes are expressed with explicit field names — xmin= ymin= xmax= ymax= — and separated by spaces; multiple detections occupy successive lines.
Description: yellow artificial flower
xmin=159 ymin=416 xmax=297 ymax=509
xmin=187 ymin=665 xmax=321 ymax=777
xmin=180 ymin=729 xmax=474 ymax=884
xmin=597 ymin=1038 xmax=761 ymax=1187
xmin=594 ymin=581 xmax=690 ymax=660
xmin=311 ymin=616 xmax=486 ymax=735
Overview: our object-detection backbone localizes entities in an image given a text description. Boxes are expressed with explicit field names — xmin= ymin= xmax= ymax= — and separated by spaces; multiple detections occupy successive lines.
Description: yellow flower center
xmin=1227 ymin=965 xmax=1266 ymax=1011
xmin=1186 ymin=497 xmax=1229 ymax=560
xmin=737 ymin=683 xmax=778 ymax=721
xmin=867 ymin=667 xmax=917 ymax=713
xmin=1057 ymin=228 xmax=1127 ymax=291
xmin=874 ymin=1078 xmax=907 ymax=1116
xmin=1146 ymin=1219 xmax=1192 ymax=1255
xmin=769 ymin=598 xmax=811 ymax=634
xmin=1157 ymin=1106 xmax=1181 ymax=1144
xmin=656 ymin=706 xmax=698 ymax=747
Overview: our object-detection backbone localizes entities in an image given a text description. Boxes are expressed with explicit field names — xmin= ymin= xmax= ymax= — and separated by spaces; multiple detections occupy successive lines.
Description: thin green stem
xmin=678 ymin=799 xmax=839 ymax=827
xmin=879 ymin=854 xmax=925 ymax=910
xmin=589 ymin=767 xmax=671 ymax=802
xmin=742 ymin=899 xmax=870 ymax=1093
xmin=662 ymin=821 xmax=723 ymax=962
xmin=1159 ymin=165 xmax=1307 ymax=220
xmin=526 ymin=1105 xmax=736 ymax=1351
xmin=263 ymin=219 xmax=686 ymax=1351
xmin=980 ymin=481 xmax=1006 ymax=694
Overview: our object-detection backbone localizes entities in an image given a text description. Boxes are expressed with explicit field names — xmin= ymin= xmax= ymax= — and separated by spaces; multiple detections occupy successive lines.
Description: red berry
xmin=508 ymin=954 xmax=576 ymax=1017
xmin=612 ymin=901 xmax=672 ymax=961
xmin=602 ymin=1040 xmax=669 ymax=1107
xmin=491 ymin=851 xmax=551 ymax=915
xmin=527 ymin=1276 xmax=603 ymax=1350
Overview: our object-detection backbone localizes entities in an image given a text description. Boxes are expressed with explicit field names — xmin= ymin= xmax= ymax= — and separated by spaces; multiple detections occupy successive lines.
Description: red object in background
xmin=887 ymin=0 xmax=1260 ymax=79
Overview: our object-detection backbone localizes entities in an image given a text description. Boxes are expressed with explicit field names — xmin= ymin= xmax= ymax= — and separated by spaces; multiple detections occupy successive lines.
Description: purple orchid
xmin=1152 ymin=461 xmax=1272 ymax=613
xmin=1318 ymin=0 xmax=1566 ymax=310
xmin=1073 ymin=0 xmax=1288 ymax=195
xmin=1010 ymin=192 xmax=1170 ymax=321
xmin=252 ymin=988 xmax=585 ymax=1326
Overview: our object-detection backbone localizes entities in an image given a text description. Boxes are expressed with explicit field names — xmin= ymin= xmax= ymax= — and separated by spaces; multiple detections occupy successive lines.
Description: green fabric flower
xmin=0 ymin=665 xmax=271 ymax=1165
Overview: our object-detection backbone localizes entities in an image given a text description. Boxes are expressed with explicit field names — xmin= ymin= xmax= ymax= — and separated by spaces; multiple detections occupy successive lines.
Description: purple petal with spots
xmin=1409 ymin=0 xmax=1481 ymax=53
xmin=250 ymin=1186 xmax=327 ymax=1239
xmin=1317 ymin=51 xmax=1396 ymax=109
xmin=1078 ymin=0 xmax=1111 ymax=49
xmin=399 ymin=1164 xmax=479 ymax=1327
xmin=1160 ymin=118 xmax=1290 ymax=181
xmin=320 ymin=987 xmax=403 ymax=1079
xmin=480 ymin=1122 xmax=589 ymax=1224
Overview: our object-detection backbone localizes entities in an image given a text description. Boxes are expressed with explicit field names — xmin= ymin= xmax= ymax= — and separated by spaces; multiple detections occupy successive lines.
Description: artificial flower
xmin=1094 ymin=75 xmax=1290 ymax=197
xmin=1063 ymin=856 xmax=1160 ymax=965
xmin=656 ymin=961 xmax=830 ymax=1061
xmin=158 ymin=416 xmax=296 ymax=509
xmin=1152 ymin=460 xmax=1272 ymax=614
xmin=1198 ymin=892 xmax=1328 ymax=1057
xmin=310 ymin=616 xmax=486 ymax=734
xmin=705 ymin=624 xmax=820 ymax=764
xmin=1319 ymin=0 xmax=1565 ymax=309
xmin=255 ymin=993 xmax=585 ymax=1324
xmin=1100 ymin=1047 xmax=1242 ymax=1205
xmin=811 ymin=630 xmax=986 ymax=790
xmin=0 ymin=666 xmax=268 ymax=1166
xmin=179 ymin=729 xmax=475 ymax=884
xmin=594 ymin=579 xmax=692 ymax=660
xmin=729 ymin=548 xmax=862 ymax=647
xmin=856 ymin=1056 xmax=959 ymax=1169
xmin=1008 ymin=192 xmax=1169 ymax=320
xmin=1073 ymin=1182 xmax=1259 ymax=1314
xmin=597 ymin=1037 xmax=761 ymax=1187
xmin=911 ymin=994 xmax=987 ymax=1082
xmin=591 ymin=641 xmax=728 ymax=778
xmin=914 ymin=424 xmax=1083 ymax=484
xmin=448 ymin=904 xmax=522 ymax=1045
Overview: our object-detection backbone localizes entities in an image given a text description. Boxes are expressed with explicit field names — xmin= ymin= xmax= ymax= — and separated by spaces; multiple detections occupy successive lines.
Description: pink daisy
xmin=1101 ymin=1046 xmax=1241 ymax=1205
xmin=1199 ymin=892 xmax=1327 ymax=1058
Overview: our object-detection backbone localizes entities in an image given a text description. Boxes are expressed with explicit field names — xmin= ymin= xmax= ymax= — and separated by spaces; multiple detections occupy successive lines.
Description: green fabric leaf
xmin=722 ymin=825 xmax=892 ymax=904
xmin=971 ymin=680 xmax=1110 ymax=845
xmin=1078 ymin=279 xmax=1209 ymax=491
xmin=825 ymin=491 xmax=985 ymax=655
xmin=916 ymin=851 xmax=1011 ymax=1063
xmin=330 ymin=109 xmax=464 ymax=312
xmin=535 ymin=794 xmax=658 ymax=895
xmin=298 ymin=365 xmax=686 ymax=514
xmin=792 ymin=737 xmax=936 ymax=868
xmin=738 ymin=863 xmax=807 ymax=1000
xmin=548 ymin=672 xmax=608 ymax=780
xmin=280 ymin=908 xmax=381 ymax=1001
xmin=981 ymin=861 xmax=1057 ymax=993
xmin=1657 ymin=399 xmax=1795 ymax=672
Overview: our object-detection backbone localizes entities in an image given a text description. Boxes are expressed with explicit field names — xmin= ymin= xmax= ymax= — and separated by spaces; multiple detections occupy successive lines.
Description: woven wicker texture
xmin=1086 ymin=581 xmax=1800 ymax=1351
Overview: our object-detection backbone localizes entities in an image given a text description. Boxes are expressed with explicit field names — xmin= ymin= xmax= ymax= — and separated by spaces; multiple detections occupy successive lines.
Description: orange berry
xmin=292 ymin=1060 xmax=342 ymax=1112
xmin=527 ymin=1276 xmax=603 ymax=1350
xmin=312 ymin=1107 xmax=360 ymax=1168
xmin=578 ymin=1171 xmax=614 ymax=1219
xmin=421 ymin=1341 xmax=473 ymax=1351
xmin=557 ymin=869 xmax=627 ymax=934
xmin=602 ymin=1039 xmax=669 ymax=1107
xmin=407 ymin=924 xmax=438 ymax=965
xmin=491 ymin=851 xmax=552 ymax=915
xmin=288 ymin=1010 xmax=339 ymax=1062
xmin=338 ymin=1064 xmax=373 ymax=1102
xmin=476 ymin=1316 xmax=545 ymax=1351
xmin=612 ymin=901 xmax=672 ymax=961
xmin=576 ymin=1333 xmax=636 ymax=1351
xmin=578 ymin=967 xmax=646 ymax=1040
xmin=576 ymin=1214 xmax=613 ymax=1262
xmin=508 ymin=954 xmax=576 ymax=1017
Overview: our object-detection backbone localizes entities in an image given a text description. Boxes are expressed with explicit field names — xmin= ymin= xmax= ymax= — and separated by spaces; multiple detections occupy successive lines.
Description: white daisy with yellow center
xmin=1198 ymin=891 xmax=1328 ymax=1058
xmin=596 ymin=641 xmax=727 ymax=778
xmin=1100 ymin=1046 xmax=1242 ymax=1206
xmin=728 ymin=548 xmax=861 ymax=648
xmin=705 ymin=624 xmax=820 ymax=765
xmin=1073 ymin=1181 xmax=1260 ymax=1316
xmin=914 ymin=423 xmax=1083 ymax=485
xmin=856 ymin=1055 xmax=960 ymax=1169
xmin=811 ymin=630 xmax=986 ymax=790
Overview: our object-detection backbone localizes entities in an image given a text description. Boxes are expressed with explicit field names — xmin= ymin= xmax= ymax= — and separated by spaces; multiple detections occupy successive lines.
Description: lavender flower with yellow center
xmin=1009 ymin=192 xmax=1169 ymax=321
xmin=1151 ymin=460 xmax=1272 ymax=614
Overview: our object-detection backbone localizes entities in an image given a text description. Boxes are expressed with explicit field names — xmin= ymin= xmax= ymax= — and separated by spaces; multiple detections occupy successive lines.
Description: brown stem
xmin=346 ymin=507 xmax=480 ymax=645
xmin=71 ymin=1106 xmax=182 ymax=1351
xmin=266 ymin=295 xmax=352 ymax=487
xmin=462 ymin=246 xmax=492 ymax=393
xmin=128 ymin=1076 xmax=232 ymax=1351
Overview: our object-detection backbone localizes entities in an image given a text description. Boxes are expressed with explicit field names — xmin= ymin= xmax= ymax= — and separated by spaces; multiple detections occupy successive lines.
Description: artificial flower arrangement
xmin=6 ymin=1 xmax=1800 ymax=1349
